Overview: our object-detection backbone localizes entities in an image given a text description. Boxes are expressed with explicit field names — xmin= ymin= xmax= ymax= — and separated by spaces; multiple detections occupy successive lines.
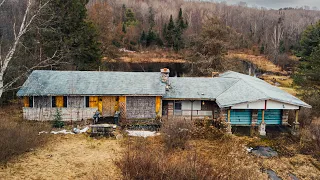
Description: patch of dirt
xmin=0 ymin=135 xmax=123 ymax=180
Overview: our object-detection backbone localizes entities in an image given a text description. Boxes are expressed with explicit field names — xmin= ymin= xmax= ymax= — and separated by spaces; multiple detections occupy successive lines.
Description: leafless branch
xmin=0 ymin=0 xmax=6 ymax=7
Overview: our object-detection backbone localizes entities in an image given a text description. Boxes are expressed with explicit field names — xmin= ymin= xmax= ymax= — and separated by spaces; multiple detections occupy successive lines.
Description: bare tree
xmin=0 ymin=0 xmax=61 ymax=98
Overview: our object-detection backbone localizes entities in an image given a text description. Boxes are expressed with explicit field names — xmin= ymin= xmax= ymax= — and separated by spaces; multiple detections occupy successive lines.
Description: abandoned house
xmin=17 ymin=69 xmax=311 ymax=135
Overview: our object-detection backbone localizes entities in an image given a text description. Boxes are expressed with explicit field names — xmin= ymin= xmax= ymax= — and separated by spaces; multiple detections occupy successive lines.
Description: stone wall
xmin=23 ymin=107 xmax=97 ymax=121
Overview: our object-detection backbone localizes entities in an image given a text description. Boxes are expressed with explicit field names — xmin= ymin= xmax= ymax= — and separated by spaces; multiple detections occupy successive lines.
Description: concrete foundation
xmin=259 ymin=122 xmax=266 ymax=136
xmin=291 ymin=122 xmax=300 ymax=136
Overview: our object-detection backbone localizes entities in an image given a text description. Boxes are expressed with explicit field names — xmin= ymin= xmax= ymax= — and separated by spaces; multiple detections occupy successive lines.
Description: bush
xmin=53 ymin=109 xmax=64 ymax=128
xmin=192 ymin=119 xmax=224 ymax=140
xmin=161 ymin=119 xmax=193 ymax=150
xmin=116 ymin=138 xmax=216 ymax=180
xmin=0 ymin=104 xmax=50 ymax=163
xmin=300 ymin=120 xmax=320 ymax=158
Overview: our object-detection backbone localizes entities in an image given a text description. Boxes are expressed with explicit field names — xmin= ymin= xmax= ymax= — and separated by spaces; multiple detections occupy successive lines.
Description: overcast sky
xmin=210 ymin=0 xmax=319 ymax=9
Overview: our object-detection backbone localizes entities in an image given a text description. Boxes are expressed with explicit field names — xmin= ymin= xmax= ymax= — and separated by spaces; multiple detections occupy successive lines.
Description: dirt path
xmin=0 ymin=135 xmax=123 ymax=180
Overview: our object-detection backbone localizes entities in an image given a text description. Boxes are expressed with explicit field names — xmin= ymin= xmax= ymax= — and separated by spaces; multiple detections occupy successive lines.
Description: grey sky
xmin=212 ymin=0 xmax=319 ymax=9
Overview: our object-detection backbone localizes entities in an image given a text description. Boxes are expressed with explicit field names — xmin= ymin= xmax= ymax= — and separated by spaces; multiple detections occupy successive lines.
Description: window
xmin=174 ymin=101 xmax=182 ymax=110
xmin=29 ymin=97 xmax=33 ymax=107
xmin=85 ymin=96 xmax=90 ymax=107
xmin=52 ymin=96 xmax=56 ymax=107
xmin=63 ymin=96 xmax=68 ymax=107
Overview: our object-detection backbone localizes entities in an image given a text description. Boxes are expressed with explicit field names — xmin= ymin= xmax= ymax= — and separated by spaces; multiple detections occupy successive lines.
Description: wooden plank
xmin=56 ymin=96 xmax=64 ymax=107
xmin=155 ymin=96 xmax=161 ymax=115
xmin=102 ymin=96 xmax=116 ymax=116
xmin=23 ymin=96 xmax=29 ymax=107
xmin=89 ymin=96 xmax=99 ymax=108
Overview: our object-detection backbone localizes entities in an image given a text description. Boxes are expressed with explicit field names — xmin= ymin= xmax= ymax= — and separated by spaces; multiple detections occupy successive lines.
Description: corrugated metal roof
xmin=17 ymin=70 xmax=166 ymax=96
xmin=163 ymin=77 xmax=238 ymax=99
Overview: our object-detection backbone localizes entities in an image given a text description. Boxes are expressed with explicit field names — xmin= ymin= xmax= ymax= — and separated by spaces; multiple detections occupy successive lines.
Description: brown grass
xmin=0 ymin=135 xmax=123 ymax=179
xmin=104 ymin=49 xmax=187 ymax=63
xmin=226 ymin=52 xmax=285 ymax=74
xmin=0 ymin=103 xmax=50 ymax=164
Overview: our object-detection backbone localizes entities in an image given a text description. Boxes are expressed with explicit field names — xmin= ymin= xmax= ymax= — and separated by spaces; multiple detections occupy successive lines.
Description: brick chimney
xmin=160 ymin=68 xmax=170 ymax=83
xmin=212 ymin=72 xmax=219 ymax=77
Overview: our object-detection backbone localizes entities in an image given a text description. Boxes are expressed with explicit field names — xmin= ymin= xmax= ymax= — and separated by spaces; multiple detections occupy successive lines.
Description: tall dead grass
xmin=116 ymin=119 xmax=266 ymax=180
xmin=0 ymin=104 xmax=50 ymax=163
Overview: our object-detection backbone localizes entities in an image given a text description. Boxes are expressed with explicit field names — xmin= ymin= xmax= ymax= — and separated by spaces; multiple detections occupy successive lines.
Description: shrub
xmin=192 ymin=119 xmax=224 ymax=140
xmin=0 ymin=104 xmax=50 ymax=163
xmin=161 ymin=118 xmax=193 ymax=150
xmin=300 ymin=119 xmax=320 ymax=158
xmin=53 ymin=109 xmax=64 ymax=128
xmin=116 ymin=138 xmax=217 ymax=180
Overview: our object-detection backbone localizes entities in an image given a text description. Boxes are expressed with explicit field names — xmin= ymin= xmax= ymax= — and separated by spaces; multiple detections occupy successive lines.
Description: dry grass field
xmin=0 ymin=135 xmax=123 ymax=180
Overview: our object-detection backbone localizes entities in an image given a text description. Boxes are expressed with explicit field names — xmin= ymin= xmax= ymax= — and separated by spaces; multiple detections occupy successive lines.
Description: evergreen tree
xmin=122 ymin=23 xmax=127 ymax=33
xmin=140 ymin=30 xmax=147 ymax=47
xmin=296 ymin=21 xmax=320 ymax=59
xmin=295 ymin=20 xmax=320 ymax=89
xmin=165 ymin=15 xmax=175 ymax=48
xmin=294 ymin=20 xmax=320 ymax=115
xmin=23 ymin=0 xmax=101 ymax=71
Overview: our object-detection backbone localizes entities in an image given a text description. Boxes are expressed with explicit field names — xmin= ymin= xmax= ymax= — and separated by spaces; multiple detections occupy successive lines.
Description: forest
xmin=0 ymin=0 xmax=319 ymax=111
xmin=1 ymin=1 xmax=320 ymax=179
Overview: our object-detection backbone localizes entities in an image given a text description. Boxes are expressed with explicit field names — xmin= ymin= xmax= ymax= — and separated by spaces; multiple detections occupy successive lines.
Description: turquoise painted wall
xmin=258 ymin=110 xmax=282 ymax=125
xmin=230 ymin=110 xmax=252 ymax=125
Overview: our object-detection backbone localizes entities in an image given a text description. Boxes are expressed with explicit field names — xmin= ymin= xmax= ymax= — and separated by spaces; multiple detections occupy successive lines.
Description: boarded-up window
xmin=34 ymin=96 xmax=51 ymax=108
xmin=68 ymin=96 xmax=85 ymax=108
xmin=126 ymin=97 xmax=156 ymax=119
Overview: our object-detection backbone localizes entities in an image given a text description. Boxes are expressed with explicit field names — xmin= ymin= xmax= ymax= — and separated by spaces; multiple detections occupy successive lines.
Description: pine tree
xmin=24 ymin=0 xmax=101 ymax=71
xmin=295 ymin=20 xmax=320 ymax=89
xmin=165 ymin=15 xmax=175 ymax=48
xmin=140 ymin=30 xmax=147 ymax=47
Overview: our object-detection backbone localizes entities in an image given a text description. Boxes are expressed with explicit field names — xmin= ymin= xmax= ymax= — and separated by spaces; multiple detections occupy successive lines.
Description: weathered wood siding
xmin=126 ymin=96 xmax=156 ymax=119
xmin=34 ymin=96 xmax=51 ymax=108
xmin=68 ymin=96 xmax=84 ymax=108
xmin=23 ymin=107 xmax=97 ymax=121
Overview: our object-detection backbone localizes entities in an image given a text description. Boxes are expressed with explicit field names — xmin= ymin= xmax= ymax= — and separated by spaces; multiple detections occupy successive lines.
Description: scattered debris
xmin=39 ymin=126 xmax=89 ymax=135
xmin=266 ymin=169 xmax=282 ymax=180
xmin=119 ymin=48 xmax=136 ymax=53
xmin=51 ymin=129 xmax=74 ymax=135
xmin=126 ymin=130 xmax=160 ymax=138
xmin=116 ymin=134 xmax=124 ymax=140
xmin=249 ymin=146 xmax=278 ymax=158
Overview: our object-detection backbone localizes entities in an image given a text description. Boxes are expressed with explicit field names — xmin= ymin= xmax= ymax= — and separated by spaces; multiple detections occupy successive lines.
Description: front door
xmin=102 ymin=96 xmax=116 ymax=117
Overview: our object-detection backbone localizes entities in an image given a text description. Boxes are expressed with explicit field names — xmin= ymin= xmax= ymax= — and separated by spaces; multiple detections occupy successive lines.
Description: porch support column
xmin=292 ymin=109 xmax=300 ymax=136
xmin=250 ymin=110 xmax=258 ymax=136
xmin=226 ymin=108 xmax=232 ymax=134
xmin=259 ymin=109 xmax=266 ymax=136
